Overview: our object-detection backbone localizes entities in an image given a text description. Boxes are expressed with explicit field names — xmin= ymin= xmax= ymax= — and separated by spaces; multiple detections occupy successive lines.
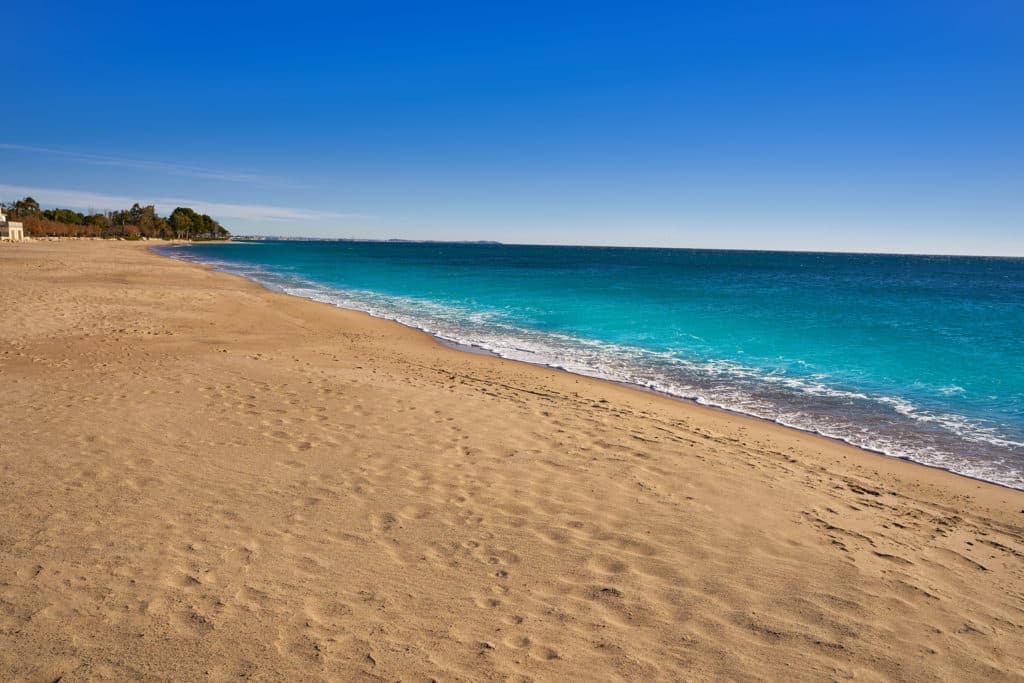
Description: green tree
xmin=48 ymin=208 xmax=85 ymax=224
xmin=169 ymin=207 xmax=195 ymax=239
xmin=84 ymin=213 xmax=109 ymax=230
xmin=12 ymin=196 xmax=40 ymax=217
xmin=130 ymin=204 xmax=169 ymax=237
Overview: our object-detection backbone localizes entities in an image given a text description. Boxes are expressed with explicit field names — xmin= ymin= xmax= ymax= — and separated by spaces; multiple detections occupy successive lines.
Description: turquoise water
xmin=162 ymin=241 xmax=1024 ymax=489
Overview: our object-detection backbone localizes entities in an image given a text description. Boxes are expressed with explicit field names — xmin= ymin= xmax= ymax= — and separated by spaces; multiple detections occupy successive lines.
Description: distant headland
xmin=232 ymin=236 xmax=502 ymax=245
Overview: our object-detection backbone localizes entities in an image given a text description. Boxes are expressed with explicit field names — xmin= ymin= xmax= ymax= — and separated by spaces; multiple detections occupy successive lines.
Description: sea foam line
xmin=158 ymin=246 xmax=1024 ymax=490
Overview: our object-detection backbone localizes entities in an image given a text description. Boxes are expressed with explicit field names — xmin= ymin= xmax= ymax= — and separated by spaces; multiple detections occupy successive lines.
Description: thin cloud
xmin=0 ymin=184 xmax=371 ymax=222
xmin=0 ymin=143 xmax=295 ymax=186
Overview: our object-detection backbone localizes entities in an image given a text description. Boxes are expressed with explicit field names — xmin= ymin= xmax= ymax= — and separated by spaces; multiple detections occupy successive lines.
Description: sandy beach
xmin=1 ymin=240 xmax=1022 ymax=682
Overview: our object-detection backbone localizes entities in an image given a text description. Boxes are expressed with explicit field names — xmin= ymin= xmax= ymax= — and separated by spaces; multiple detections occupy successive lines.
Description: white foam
xmin=159 ymin=246 xmax=1024 ymax=490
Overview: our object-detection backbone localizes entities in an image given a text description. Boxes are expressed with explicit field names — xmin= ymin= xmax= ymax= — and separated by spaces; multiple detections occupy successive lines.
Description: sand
xmin=1 ymin=240 xmax=1022 ymax=682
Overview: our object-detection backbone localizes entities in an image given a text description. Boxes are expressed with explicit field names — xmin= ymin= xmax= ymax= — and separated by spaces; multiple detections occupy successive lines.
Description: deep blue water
xmin=161 ymin=241 xmax=1024 ymax=489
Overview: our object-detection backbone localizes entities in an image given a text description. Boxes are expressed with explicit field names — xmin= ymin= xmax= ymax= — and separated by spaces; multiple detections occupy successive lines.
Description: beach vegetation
xmin=11 ymin=196 xmax=40 ymax=216
xmin=1 ymin=196 xmax=231 ymax=240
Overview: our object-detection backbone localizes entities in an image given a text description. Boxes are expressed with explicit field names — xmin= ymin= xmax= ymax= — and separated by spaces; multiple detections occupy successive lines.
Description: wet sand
xmin=1 ymin=240 xmax=1023 ymax=681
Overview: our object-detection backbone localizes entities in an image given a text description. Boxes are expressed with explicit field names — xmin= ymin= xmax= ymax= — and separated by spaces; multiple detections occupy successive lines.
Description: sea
xmin=158 ymin=241 xmax=1024 ymax=490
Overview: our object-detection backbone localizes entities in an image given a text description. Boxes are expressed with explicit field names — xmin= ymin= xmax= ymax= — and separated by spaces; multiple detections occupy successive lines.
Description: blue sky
xmin=3 ymin=1 xmax=1022 ymax=254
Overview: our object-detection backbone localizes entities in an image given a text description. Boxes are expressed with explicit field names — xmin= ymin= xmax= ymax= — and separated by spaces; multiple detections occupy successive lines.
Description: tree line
xmin=1 ymin=196 xmax=231 ymax=240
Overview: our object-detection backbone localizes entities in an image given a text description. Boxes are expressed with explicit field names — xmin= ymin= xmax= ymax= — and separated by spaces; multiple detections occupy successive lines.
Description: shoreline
xmin=3 ymin=240 xmax=1023 ymax=681
xmin=156 ymin=243 xmax=1024 ymax=493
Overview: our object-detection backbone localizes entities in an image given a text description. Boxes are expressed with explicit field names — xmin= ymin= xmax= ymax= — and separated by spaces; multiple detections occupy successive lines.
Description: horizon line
xmin=225 ymin=235 xmax=1024 ymax=260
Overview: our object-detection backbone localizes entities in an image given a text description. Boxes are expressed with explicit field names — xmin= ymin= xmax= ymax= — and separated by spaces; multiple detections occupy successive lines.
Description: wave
xmin=158 ymin=245 xmax=1024 ymax=490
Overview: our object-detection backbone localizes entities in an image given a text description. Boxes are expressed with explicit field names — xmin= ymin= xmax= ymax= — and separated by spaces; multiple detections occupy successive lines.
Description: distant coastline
xmin=225 ymin=235 xmax=1024 ymax=259
xmin=232 ymin=235 xmax=503 ymax=245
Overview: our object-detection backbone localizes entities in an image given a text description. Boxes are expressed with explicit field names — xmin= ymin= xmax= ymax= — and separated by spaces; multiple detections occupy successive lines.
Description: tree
xmin=131 ymin=204 xmax=168 ymax=237
xmin=169 ymin=206 xmax=197 ymax=239
xmin=44 ymin=208 xmax=86 ymax=224
xmin=84 ymin=213 xmax=109 ymax=230
xmin=11 ymin=196 xmax=40 ymax=217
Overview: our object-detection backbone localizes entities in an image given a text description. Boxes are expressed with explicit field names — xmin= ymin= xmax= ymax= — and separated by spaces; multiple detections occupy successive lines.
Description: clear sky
xmin=3 ymin=1 xmax=1022 ymax=254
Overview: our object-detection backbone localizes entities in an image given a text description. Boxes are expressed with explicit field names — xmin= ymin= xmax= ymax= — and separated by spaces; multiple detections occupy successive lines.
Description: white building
xmin=0 ymin=210 xmax=25 ymax=242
